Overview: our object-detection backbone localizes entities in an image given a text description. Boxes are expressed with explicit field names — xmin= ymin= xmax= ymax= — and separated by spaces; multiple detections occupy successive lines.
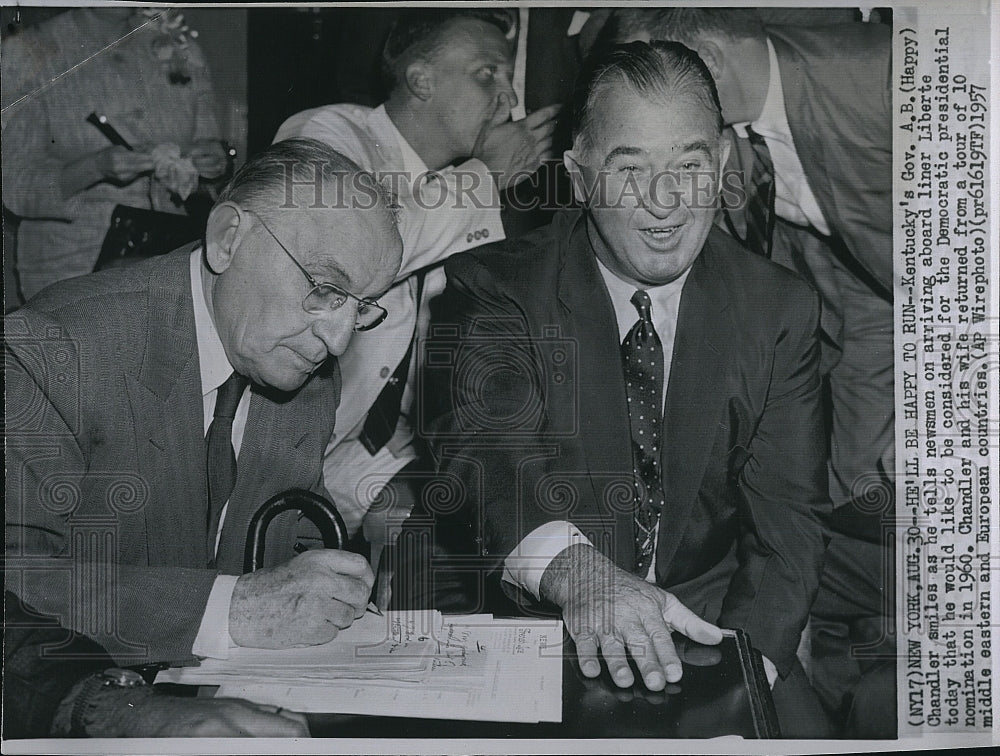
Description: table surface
xmin=305 ymin=633 xmax=774 ymax=739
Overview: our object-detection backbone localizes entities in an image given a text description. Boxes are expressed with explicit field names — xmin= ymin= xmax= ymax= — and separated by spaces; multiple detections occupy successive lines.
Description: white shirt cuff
xmin=762 ymin=655 xmax=779 ymax=689
xmin=191 ymin=575 xmax=239 ymax=659
xmin=501 ymin=521 xmax=592 ymax=599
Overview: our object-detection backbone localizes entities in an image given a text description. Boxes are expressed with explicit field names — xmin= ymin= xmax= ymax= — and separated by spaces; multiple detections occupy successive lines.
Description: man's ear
xmin=563 ymin=149 xmax=589 ymax=205
xmin=695 ymin=39 xmax=725 ymax=81
xmin=204 ymin=202 xmax=246 ymax=274
xmin=404 ymin=61 xmax=433 ymax=101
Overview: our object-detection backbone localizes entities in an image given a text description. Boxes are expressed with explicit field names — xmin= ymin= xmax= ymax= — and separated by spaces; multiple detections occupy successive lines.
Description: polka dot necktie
xmin=622 ymin=290 xmax=665 ymax=576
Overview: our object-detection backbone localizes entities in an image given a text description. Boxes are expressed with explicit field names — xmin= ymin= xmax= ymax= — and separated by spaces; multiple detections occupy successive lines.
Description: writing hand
xmin=229 ymin=549 xmax=374 ymax=648
xmin=539 ymin=543 xmax=722 ymax=691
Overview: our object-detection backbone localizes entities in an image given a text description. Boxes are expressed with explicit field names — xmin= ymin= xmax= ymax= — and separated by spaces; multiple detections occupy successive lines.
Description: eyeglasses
xmin=246 ymin=211 xmax=388 ymax=332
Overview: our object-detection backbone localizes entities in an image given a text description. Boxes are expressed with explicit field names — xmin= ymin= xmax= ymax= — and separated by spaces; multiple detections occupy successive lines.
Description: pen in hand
xmin=366 ymin=542 xmax=394 ymax=616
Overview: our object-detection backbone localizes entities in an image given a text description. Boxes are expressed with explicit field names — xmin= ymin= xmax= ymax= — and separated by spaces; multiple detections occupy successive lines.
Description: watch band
xmin=69 ymin=668 xmax=148 ymax=737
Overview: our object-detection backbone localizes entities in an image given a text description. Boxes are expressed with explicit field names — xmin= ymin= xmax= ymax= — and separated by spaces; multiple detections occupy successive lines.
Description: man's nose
xmin=499 ymin=77 xmax=519 ymax=112
xmin=643 ymin=173 xmax=686 ymax=219
xmin=311 ymin=310 xmax=355 ymax=357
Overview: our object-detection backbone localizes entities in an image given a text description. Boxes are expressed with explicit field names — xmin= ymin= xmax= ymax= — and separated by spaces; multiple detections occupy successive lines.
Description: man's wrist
xmin=538 ymin=542 xmax=614 ymax=608
xmin=51 ymin=674 xmax=156 ymax=737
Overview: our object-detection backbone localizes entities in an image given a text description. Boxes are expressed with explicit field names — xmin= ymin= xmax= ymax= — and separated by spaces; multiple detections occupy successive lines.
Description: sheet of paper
xmin=173 ymin=614 xmax=563 ymax=723
xmin=156 ymin=610 xmax=441 ymax=686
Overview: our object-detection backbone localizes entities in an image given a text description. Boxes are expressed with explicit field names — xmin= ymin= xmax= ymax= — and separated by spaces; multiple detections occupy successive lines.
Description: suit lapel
xmin=556 ymin=214 xmax=636 ymax=565
xmin=126 ymin=252 xmax=208 ymax=568
xmin=655 ymin=239 xmax=733 ymax=579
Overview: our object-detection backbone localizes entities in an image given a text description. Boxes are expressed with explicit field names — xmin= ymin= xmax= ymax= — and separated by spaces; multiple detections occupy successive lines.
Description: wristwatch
xmin=69 ymin=667 xmax=148 ymax=737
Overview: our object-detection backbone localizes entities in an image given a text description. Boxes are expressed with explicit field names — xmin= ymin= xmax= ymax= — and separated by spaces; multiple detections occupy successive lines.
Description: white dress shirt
xmin=732 ymin=39 xmax=831 ymax=236
xmin=188 ymin=247 xmax=249 ymax=659
xmin=275 ymin=103 xmax=505 ymax=536
xmin=502 ymin=259 xmax=690 ymax=597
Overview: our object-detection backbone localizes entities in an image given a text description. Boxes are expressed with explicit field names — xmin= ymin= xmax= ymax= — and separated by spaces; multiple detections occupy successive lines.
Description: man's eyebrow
xmin=310 ymin=256 xmax=351 ymax=287
xmin=677 ymin=140 xmax=715 ymax=156
xmin=602 ymin=146 xmax=644 ymax=167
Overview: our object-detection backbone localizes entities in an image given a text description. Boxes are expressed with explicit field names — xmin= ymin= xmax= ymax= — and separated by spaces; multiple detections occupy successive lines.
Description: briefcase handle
xmin=243 ymin=488 xmax=348 ymax=573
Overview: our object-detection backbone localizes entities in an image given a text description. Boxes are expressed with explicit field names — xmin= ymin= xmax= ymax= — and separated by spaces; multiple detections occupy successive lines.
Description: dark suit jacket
xmin=768 ymin=22 xmax=892 ymax=297
xmin=422 ymin=210 xmax=830 ymax=674
xmin=5 ymin=249 xmax=340 ymax=664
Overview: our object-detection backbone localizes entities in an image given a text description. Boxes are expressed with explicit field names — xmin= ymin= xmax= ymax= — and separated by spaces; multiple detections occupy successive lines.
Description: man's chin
xmin=254 ymin=369 xmax=311 ymax=394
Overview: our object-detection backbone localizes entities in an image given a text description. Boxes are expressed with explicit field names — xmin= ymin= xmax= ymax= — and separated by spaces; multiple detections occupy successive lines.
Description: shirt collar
xmin=732 ymin=38 xmax=788 ymax=142
xmin=369 ymin=103 xmax=430 ymax=178
xmin=594 ymin=253 xmax=691 ymax=338
xmin=190 ymin=247 xmax=235 ymax=396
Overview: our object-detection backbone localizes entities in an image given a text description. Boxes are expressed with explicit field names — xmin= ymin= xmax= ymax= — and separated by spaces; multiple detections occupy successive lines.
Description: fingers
xmin=102 ymin=147 xmax=154 ymax=181
xmin=524 ymin=103 xmax=561 ymax=129
xmin=661 ymin=594 xmax=723 ymax=646
xmin=300 ymin=549 xmax=376 ymax=584
xmin=619 ymin=622 xmax=667 ymax=690
xmin=573 ymin=631 xmax=602 ymax=679
xmin=533 ymin=136 xmax=555 ymax=165
xmin=489 ymin=92 xmax=512 ymax=128
xmin=597 ymin=631 xmax=634 ymax=688
xmin=188 ymin=140 xmax=226 ymax=158
xmin=628 ymin=615 xmax=679 ymax=688
xmin=529 ymin=116 xmax=559 ymax=142
xmin=676 ymin=637 xmax=724 ymax=667
xmin=210 ymin=701 xmax=311 ymax=737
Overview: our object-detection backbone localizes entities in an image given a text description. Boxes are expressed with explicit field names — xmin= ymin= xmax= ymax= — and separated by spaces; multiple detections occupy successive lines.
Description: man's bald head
xmin=205 ymin=139 xmax=403 ymax=390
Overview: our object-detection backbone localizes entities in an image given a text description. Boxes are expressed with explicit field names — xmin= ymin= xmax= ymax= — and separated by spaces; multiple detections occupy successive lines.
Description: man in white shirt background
xmin=274 ymin=9 xmax=558 ymax=563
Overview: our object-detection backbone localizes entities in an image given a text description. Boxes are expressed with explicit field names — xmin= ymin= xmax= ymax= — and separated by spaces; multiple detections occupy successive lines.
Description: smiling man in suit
xmin=596 ymin=8 xmax=896 ymax=736
xmin=5 ymin=138 xmax=402 ymax=725
xmin=420 ymin=41 xmax=831 ymax=735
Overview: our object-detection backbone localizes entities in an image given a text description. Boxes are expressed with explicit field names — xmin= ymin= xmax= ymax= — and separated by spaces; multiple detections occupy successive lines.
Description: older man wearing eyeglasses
xmin=5 ymin=139 xmax=403 ymax=719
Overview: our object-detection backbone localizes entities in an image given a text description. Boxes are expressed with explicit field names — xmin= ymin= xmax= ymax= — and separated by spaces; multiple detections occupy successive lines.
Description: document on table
xmin=156 ymin=612 xmax=563 ymax=723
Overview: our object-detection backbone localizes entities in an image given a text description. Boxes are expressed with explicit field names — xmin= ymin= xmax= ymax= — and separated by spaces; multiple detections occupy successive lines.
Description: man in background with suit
xmin=598 ymin=9 xmax=896 ymax=737
xmin=5 ymin=139 xmax=402 ymax=727
xmin=274 ymin=9 xmax=558 ymax=556
xmin=421 ymin=41 xmax=831 ymax=736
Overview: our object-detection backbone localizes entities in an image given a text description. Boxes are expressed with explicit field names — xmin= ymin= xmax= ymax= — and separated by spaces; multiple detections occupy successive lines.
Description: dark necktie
xmin=744 ymin=126 xmax=776 ymax=258
xmin=621 ymin=290 xmax=665 ymax=576
xmin=360 ymin=272 xmax=425 ymax=455
xmin=206 ymin=371 xmax=248 ymax=555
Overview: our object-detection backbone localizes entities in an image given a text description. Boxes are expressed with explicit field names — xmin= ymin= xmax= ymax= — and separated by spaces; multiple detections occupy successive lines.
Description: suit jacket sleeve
xmin=5 ymin=324 xmax=218 ymax=666
xmin=421 ymin=250 xmax=560 ymax=569
xmin=718 ymin=283 xmax=830 ymax=675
